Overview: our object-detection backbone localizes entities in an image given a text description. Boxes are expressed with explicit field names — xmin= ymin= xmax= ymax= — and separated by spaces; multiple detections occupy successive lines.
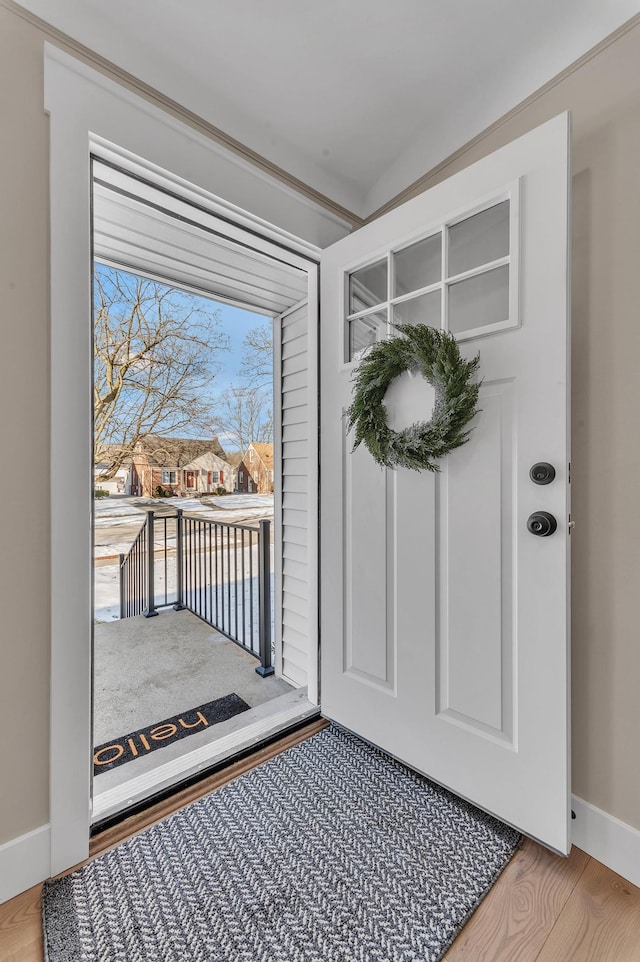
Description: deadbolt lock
xmin=529 ymin=462 xmax=556 ymax=485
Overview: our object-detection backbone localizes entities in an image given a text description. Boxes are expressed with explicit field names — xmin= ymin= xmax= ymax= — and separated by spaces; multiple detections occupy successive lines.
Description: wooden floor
xmin=2 ymin=718 xmax=640 ymax=962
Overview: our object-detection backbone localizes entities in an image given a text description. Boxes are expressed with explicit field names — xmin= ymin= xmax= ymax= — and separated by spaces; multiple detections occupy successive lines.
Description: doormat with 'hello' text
xmin=93 ymin=693 xmax=251 ymax=774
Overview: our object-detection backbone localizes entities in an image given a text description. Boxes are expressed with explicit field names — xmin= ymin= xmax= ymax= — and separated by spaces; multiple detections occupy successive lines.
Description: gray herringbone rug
xmin=43 ymin=725 xmax=521 ymax=962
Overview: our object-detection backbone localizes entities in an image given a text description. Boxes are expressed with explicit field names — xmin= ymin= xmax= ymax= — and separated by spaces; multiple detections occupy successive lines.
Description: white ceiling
xmin=16 ymin=0 xmax=640 ymax=217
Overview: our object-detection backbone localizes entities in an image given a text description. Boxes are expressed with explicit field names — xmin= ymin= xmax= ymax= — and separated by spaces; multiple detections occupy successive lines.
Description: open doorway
xmin=90 ymin=158 xmax=318 ymax=824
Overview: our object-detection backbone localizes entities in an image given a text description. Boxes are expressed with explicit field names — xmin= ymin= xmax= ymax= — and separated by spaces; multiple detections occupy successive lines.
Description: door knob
xmin=529 ymin=462 xmax=556 ymax=485
xmin=527 ymin=511 xmax=557 ymax=537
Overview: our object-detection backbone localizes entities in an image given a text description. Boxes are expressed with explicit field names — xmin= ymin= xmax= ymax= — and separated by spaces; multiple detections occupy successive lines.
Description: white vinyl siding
xmin=279 ymin=300 xmax=312 ymax=688
xmin=92 ymin=162 xmax=309 ymax=317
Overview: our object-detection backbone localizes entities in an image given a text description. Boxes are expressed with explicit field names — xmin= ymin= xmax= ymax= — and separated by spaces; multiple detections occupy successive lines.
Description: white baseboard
xmin=0 ymin=824 xmax=51 ymax=904
xmin=572 ymin=795 xmax=640 ymax=888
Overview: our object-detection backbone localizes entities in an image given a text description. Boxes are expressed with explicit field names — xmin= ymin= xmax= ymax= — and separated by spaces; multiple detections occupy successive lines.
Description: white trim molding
xmin=45 ymin=45 xmax=352 ymax=249
xmin=0 ymin=824 xmax=51 ymax=905
xmin=1 ymin=0 xmax=364 ymax=229
xmin=572 ymin=794 xmax=640 ymax=889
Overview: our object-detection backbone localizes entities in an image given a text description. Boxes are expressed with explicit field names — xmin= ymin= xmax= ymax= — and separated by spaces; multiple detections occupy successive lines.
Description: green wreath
xmin=346 ymin=323 xmax=481 ymax=472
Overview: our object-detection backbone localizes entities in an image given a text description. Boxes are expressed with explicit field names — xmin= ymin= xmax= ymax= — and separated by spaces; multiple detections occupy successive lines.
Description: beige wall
xmin=379 ymin=22 xmax=640 ymax=830
xmin=1 ymin=2 xmax=639 ymax=851
xmin=0 ymin=5 xmax=51 ymax=844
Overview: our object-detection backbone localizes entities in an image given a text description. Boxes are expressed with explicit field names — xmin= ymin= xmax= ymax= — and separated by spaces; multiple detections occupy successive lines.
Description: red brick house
xmin=239 ymin=442 xmax=274 ymax=494
xmin=234 ymin=457 xmax=252 ymax=493
xmin=130 ymin=436 xmax=230 ymax=497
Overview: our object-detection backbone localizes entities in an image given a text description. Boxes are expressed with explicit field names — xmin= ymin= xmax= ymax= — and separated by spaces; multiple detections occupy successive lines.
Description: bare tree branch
xmin=239 ymin=320 xmax=273 ymax=389
xmin=94 ymin=266 xmax=228 ymax=480
xmin=208 ymin=384 xmax=273 ymax=454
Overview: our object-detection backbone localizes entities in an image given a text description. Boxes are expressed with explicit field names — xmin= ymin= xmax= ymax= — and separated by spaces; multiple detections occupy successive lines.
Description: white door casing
xmin=45 ymin=46 xmax=332 ymax=876
xmin=320 ymin=114 xmax=571 ymax=853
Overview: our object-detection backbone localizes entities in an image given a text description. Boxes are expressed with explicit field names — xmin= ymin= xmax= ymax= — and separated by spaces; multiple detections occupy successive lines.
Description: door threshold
xmin=92 ymin=691 xmax=318 ymax=824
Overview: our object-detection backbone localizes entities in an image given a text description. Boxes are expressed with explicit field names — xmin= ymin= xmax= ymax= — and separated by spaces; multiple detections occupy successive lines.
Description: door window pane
xmin=348 ymin=310 xmax=387 ymax=361
xmin=393 ymin=233 xmax=441 ymax=296
xmin=393 ymin=290 xmax=441 ymax=328
xmin=448 ymin=201 xmax=509 ymax=277
xmin=448 ymin=266 xmax=509 ymax=336
xmin=349 ymin=260 xmax=387 ymax=314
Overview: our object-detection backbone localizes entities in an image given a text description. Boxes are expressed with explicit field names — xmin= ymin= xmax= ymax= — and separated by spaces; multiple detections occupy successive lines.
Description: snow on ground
xmin=93 ymin=494 xmax=273 ymax=536
xmin=94 ymin=499 xmax=145 ymax=528
xmin=95 ymin=544 xmax=275 ymax=627
xmin=205 ymin=495 xmax=273 ymax=510
xmin=139 ymin=495 xmax=274 ymax=522
xmin=95 ymin=566 xmax=126 ymax=621
xmin=94 ymin=541 xmax=145 ymax=558
xmin=95 ymin=494 xmax=273 ymax=524
xmin=197 ymin=506 xmax=275 ymax=522
xmin=94 ymin=497 xmax=142 ymax=518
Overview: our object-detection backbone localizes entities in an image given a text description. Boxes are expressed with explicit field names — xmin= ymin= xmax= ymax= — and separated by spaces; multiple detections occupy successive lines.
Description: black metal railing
xmin=119 ymin=509 xmax=273 ymax=675
xmin=118 ymin=519 xmax=148 ymax=618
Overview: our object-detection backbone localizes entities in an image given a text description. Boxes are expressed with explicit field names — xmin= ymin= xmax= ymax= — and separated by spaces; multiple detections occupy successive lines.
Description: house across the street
xmin=238 ymin=442 xmax=274 ymax=494
xmin=93 ymin=457 xmax=133 ymax=496
xmin=130 ymin=436 xmax=233 ymax=497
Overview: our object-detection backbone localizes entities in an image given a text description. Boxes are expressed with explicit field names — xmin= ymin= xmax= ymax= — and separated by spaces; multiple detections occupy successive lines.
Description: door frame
xmin=45 ymin=44 xmax=345 ymax=876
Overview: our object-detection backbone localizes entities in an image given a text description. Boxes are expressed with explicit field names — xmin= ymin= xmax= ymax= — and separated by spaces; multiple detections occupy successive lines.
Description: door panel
xmin=344 ymin=441 xmax=396 ymax=690
xmin=439 ymin=380 xmax=515 ymax=739
xmin=320 ymin=114 xmax=570 ymax=853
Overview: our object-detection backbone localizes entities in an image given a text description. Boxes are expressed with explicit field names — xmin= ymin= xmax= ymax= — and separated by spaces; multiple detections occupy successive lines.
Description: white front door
xmin=320 ymin=114 xmax=571 ymax=853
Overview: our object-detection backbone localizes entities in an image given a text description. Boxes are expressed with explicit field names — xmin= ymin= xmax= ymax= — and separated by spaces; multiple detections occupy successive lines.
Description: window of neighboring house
xmin=248 ymin=448 xmax=254 ymax=462
xmin=212 ymin=471 xmax=219 ymax=484
xmin=239 ymin=471 xmax=244 ymax=483
xmin=161 ymin=470 xmax=177 ymax=484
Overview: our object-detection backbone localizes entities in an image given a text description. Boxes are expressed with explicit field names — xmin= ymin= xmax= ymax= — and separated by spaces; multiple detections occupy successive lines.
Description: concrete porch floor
xmin=93 ymin=608 xmax=297 ymax=802
xmin=94 ymin=608 xmax=292 ymax=743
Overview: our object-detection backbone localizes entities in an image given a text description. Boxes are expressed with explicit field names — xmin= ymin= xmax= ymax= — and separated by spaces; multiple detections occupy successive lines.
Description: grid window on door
xmin=345 ymin=193 xmax=517 ymax=362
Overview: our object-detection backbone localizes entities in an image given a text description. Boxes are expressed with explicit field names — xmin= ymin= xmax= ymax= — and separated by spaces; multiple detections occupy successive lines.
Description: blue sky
xmin=211 ymin=299 xmax=267 ymax=395
xmin=94 ymin=264 xmax=272 ymax=442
